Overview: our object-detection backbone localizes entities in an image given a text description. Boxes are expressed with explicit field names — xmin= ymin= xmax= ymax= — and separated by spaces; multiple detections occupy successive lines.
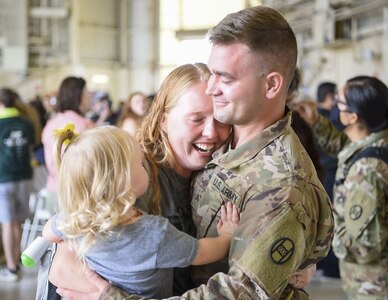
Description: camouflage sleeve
xmin=338 ymin=159 xmax=388 ymax=264
xmin=312 ymin=115 xmax=348 ymax=157
xmin=231 ymin=200 xmax=313 ymax=298
xmin=179 ymin=198 xmax=324 ymax=299
xmin=99 ymin=274 xmax=309 ymax=300
xmin=99 ymin=284 xmax=182 ymax=300
xmin=100 ymin=284 xmax=142 ymax=300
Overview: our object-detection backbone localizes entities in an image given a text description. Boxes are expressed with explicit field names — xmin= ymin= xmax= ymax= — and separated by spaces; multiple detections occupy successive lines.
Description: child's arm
xmin=42 ymin=216 xmax=63 ymax=243
xmin=192 ymin=201 xmax=239 ymax=265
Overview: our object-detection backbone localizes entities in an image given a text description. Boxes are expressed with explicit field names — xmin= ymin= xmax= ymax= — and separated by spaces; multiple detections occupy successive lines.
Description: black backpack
xmin=335 ymin=146 xmax=388 ymax=186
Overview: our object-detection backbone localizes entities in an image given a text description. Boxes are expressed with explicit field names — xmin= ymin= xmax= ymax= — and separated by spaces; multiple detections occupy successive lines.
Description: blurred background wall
xmin=0 ymin=0 xmax=387 ymax=105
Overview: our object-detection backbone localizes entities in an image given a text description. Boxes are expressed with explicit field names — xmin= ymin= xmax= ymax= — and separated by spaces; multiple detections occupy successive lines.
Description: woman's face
xmin=162 ymin=81 xmax=231 ymax=178
xmin=130 ymin=94 xmax=149 ymax=117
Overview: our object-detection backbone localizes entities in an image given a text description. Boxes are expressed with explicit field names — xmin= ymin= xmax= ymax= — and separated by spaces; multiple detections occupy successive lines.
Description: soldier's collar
xmin=209 ymin=109 xmax=292 ymax=169
xmin=339 ymin=127 xmax=388 ymax=164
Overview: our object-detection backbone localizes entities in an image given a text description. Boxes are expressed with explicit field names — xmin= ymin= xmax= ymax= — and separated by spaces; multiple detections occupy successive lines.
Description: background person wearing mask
xmin=296 ymin=75 xmax=388 ymax=299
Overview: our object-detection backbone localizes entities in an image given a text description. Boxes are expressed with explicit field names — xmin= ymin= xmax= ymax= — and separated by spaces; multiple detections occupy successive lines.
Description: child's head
xmin=54 ymin=125 xmax=148 ymax=256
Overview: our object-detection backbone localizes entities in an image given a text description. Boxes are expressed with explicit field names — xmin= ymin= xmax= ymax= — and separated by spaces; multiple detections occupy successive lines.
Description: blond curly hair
xmin=54 ymin=126 xmax=140 ymax=258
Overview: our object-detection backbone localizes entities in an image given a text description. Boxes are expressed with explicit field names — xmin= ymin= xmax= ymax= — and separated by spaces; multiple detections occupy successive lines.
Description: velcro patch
xmin=236 ymin=202 xmax=305 ymax=296
xmin=270 ymin=238 xmax=295 ymax=265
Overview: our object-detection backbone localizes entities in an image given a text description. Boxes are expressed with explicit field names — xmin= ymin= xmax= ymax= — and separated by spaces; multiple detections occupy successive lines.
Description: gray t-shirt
xmin=52 ymin=214 xmax=198 ymax=298
xmin=137 ymin=162 xmax=195 ymax=236
xmin=136 ymin=162 xmax=196 ymax=295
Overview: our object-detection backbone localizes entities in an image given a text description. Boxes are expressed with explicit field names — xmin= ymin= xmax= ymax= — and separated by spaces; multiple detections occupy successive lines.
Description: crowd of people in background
xmin=0 ymin=4 xmax=387 ymax=300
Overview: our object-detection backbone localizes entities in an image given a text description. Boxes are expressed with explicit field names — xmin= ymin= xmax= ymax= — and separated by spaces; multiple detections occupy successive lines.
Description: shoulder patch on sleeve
xmin=236 ymin=202 xmax=306 ymax=296
xmin=270 ymin=238 xmax=295 ymax=265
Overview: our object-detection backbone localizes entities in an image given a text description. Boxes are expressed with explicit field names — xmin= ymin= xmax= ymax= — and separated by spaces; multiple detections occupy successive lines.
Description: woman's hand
xmin=49 ymin=242 xmax=101 ymax=294
xmin=56 ymin=268 xmax=109 ymax=300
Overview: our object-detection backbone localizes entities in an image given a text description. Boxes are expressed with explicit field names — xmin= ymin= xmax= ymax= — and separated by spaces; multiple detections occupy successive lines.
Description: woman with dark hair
xmin=42 ymin=76 xmax=90 ymax=214
xmin=297 ymin=75 xmax=388 ymax=299
xmin=55 ymin=77 xmax=89 ymax=114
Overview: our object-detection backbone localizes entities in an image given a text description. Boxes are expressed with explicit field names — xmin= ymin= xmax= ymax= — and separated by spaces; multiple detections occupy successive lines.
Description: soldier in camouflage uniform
xmin=296 ymin=76 xmax=388 ymax=299
xmin=179 ymin=6 xmax=333 ymax=299
xmin=56 ymin=6 xmax=334 ymax=300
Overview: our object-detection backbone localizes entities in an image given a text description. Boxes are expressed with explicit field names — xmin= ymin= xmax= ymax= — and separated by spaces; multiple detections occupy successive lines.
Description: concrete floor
xmin=0 ymin=266 xmax=39 ymax=300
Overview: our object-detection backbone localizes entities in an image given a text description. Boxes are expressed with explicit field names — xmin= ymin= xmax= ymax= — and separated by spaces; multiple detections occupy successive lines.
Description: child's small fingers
xmin=232 ymin=205 xmax=240 ymax=224
xmin=225 ymin=202 xmax=233 ymax=220
xmin=220 ymin=204 xmax=227 ymax=222
xmin=217 ymin=219 xmax=223 ymax=230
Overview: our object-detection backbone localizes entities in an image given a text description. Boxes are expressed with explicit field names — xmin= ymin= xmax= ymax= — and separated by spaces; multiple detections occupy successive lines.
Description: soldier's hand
xmin=217 ymin=201 xmax=240 ymax=236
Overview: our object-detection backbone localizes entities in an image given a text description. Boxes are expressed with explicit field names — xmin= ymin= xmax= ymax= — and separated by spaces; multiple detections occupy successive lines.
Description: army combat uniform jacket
xmin=314 ymin=116 xmax=388 ymax=299
xmin=185 ymin=111 xmax=334 ymax=299
xmin=99 ymin=111 xmax=334 ymax=300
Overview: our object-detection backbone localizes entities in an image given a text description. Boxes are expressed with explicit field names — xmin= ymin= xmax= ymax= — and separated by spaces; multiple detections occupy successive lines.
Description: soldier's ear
xmin=265 ymin=72 xmax=283 ymax=99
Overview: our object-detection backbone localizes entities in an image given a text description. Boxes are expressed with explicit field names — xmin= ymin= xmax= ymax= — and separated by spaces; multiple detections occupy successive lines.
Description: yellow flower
xmin=53 ymin=123 xmax=78 ymax=146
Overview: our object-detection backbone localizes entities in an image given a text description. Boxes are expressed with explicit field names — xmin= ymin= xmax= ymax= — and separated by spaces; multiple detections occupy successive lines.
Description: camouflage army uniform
xmin=184 ymin=110 xmax=334 ymax=299
xmin=99 ymin=111 xmax=334 ymax=300
xmin=314 ymin=116 xmax=388 ymax=300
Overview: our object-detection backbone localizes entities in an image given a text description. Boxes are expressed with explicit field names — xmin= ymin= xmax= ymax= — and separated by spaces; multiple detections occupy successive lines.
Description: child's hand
xmin=217 ymin=202 xmax=240 ymax=237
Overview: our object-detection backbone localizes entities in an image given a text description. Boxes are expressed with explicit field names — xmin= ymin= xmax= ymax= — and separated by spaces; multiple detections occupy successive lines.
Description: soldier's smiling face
xmin=206 ymin=43 xmax=270 ymax=127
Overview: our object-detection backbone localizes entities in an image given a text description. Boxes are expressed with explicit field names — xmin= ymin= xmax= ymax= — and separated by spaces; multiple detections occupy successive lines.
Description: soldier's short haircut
xmin=208 ymin=6 xmax=297 ymax=88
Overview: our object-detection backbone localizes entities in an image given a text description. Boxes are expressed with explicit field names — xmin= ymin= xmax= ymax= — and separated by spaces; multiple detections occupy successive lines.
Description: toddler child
xmin=42 ymin=124 xmax=239 ymax=298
